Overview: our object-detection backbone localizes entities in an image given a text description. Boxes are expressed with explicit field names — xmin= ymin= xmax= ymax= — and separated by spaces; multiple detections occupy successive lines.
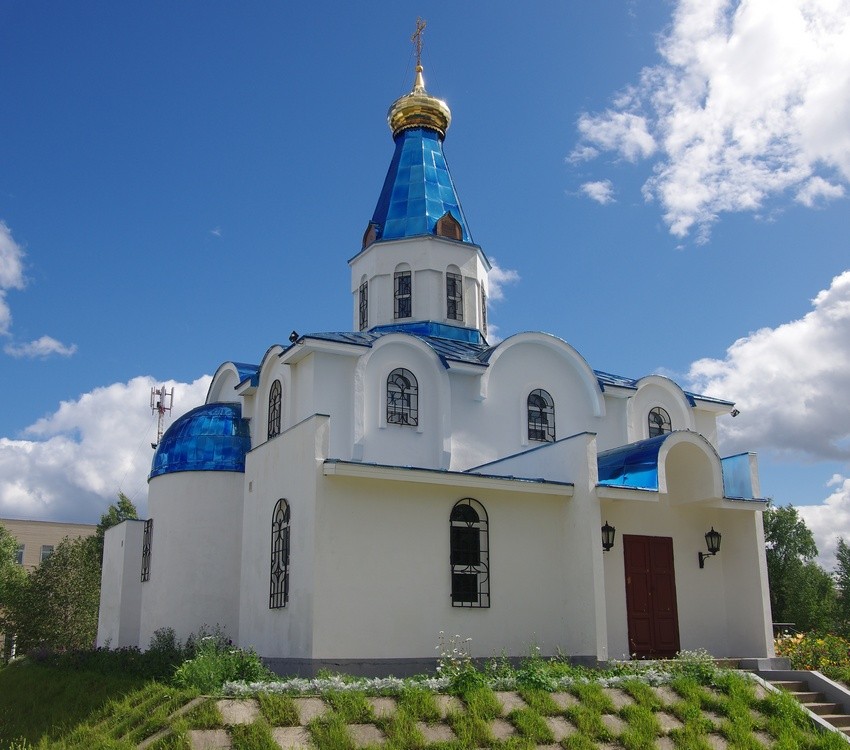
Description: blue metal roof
xmin=296 ymin=323 xmax=492 ymax=369
xmin=368 ymin=127 xmax=472 ymax=244
xmin=597 ymin=435 xmax=668 ymax=490
xmin=150 ymin=402 xmax=251 ymax=479
xmin=232 ymin=362 xmax=260 ymax=387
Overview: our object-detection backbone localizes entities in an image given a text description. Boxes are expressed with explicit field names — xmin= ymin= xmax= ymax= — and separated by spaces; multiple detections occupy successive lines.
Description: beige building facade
xmin=1 ymin=518 xmax=97 ymax=571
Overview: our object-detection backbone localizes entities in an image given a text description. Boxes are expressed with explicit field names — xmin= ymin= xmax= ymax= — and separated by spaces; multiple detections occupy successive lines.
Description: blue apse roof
xmin=368 ymin=127 xmax=473 ymax=243
xmin=150 ymin=402 xmax=251 ymax=479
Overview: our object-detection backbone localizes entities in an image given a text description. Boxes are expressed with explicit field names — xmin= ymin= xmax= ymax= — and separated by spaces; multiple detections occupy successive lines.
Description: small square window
xmin=40 ymin=545 xmax=54 ymax=562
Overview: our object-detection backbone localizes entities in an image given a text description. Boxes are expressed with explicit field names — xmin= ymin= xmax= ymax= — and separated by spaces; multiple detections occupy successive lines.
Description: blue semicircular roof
xmin=369 ymin=127 xmax=472 ymax=243
xmin=150 ymin=402 xmax=251 ymax=479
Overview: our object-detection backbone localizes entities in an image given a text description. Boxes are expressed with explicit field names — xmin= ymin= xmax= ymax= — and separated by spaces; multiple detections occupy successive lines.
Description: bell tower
xmin=350 ymin=20 xmax=491 ymax=343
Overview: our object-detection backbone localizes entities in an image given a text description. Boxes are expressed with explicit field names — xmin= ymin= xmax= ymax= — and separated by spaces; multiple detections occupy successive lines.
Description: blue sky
xmin=2 ymin=1 xmax=849 ymax=566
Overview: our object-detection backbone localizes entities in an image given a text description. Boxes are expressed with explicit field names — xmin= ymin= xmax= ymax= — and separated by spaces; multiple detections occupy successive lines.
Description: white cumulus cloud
xmin=581 ymin=180 xmax=616 ymax=205
xmin=487 ymin=258 xmax=520 ymax=302
xmin=572 ymin=0 xmax=850 ymax=241
xmin=0 ymin=221 xmax=26 ymax=336
xmin=687 ymin=269 xmax=850 ymax=462
xmin=5 ymin=335 xmax=78 ymax=359
xmin=798 ymin=474 xmax=850 ymax=569
xmin=0 ymin=375 xmax=211 ymax=522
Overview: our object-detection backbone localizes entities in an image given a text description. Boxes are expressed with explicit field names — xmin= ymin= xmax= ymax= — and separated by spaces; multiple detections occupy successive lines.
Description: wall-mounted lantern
xmin=601 ymin=521 xmax=616 ymax=552
xmin=698 ymin=527 xmax=722 ymax=568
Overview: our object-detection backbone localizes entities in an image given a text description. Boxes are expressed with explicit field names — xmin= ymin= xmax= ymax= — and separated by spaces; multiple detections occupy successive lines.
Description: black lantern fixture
xmin=601 ymin=521 xmax=616 ymax=552
xmin=698 ymin=527 xmax=722 ymax=568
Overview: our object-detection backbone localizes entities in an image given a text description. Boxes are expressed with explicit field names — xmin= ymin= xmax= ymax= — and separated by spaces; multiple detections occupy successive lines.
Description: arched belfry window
xmin=268 ymin=379 xmax=282 ymax=439
xmin=648 ymin=407 xmax=672 ymax=438
xmin=270 ymin=499 xmax=290 ymax=609
xmin=450 ymin=498 xmax=489 ymax=608
xmin=387 ymin=368 xmax=418 ymax=426
xmin=446 ymin=267 xmax=463 ymax=321
xmin=527 ymin=389 xmax=555 ymax=443
xmin=394 ymin=268 xmax=412 ymax=319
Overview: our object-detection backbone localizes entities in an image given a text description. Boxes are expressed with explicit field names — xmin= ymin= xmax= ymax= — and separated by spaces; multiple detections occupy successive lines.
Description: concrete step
xmin=821 ymin=714 xmax=850 ymax=728
xmin=788 ymin=691 xmax=823 ymax=703
xmin=805 ymin=702 xmax=843 ymax=716
xmin=770 ymin=680 xmax=809 ymax=692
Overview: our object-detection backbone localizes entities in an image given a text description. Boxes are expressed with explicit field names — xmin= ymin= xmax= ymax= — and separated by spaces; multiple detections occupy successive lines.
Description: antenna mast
xmin=150 ymin=385 xmax=174 ymax=449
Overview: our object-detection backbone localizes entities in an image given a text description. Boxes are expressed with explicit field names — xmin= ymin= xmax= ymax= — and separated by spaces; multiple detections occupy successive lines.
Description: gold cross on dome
xmin=411 ymin=18 xmax=426 ymax=67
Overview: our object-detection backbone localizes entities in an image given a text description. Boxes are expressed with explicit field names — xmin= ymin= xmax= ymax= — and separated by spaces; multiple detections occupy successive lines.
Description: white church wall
xmin=460 ymin=337 xmax=603 ymax=470
xmin=237 ymin=415 xmax=329 ymax=660
xmin=692 ymin=409 xmax=719 ymax=448
xmin=601 ymin=498 xmax=770 ymax=659
xmin=139 ymin=470 xmax=245 ymax=647
xmin=358 ymin=337 xmax=449 ymax=469
xmin=596 ymin=395 xmax=629 ymax=452
xmin=311 ymin=474 xmax=581 ymax=661
xmin=627 ymin=379 xmax=696 ymax=443
xmin=96 ymin=519 xmax=145 ymax=649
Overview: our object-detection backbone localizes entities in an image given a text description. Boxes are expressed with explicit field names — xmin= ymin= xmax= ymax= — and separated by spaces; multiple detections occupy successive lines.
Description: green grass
xmin=397 ymin=686 xmax=441 ymax=722
xmin=230 ymin=718 xmax=278 ymax=750
xmin=323 ymin=689 xmax=375 ymax=723
xmin=0 ymin=660 xmax=150 ymax=745
xmin=507 ymin=707 xmax=554 ymax=743
xmin=256 ymin=692 xmax=299 ymax=726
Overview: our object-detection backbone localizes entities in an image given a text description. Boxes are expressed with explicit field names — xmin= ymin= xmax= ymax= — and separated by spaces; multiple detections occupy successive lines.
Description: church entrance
xmin=623 ymin=535 xmax=681 ymax=658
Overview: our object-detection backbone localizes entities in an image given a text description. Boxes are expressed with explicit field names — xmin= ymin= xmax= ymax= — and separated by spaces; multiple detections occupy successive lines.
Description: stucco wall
xmin=140 ymin=470 xmax=245 ymax=646
xmin=97 ymin=519 xmax=145 ymax=648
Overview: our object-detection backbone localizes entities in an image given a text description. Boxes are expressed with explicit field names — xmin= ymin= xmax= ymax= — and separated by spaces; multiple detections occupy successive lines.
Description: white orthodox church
xmin=97 ymin=53 xmax=776 ymax=674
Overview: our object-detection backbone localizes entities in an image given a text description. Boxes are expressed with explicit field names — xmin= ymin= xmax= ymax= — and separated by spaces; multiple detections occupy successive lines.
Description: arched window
xmin=450 ymin=498 xmax=489 ymax=608
xmin=267 ymin=379 xmax=282 ymax=439
xmin=394 ymin=267 xmax=412 ymax=319
xmin=387 ymin=368 xmax=418 ymax=426
xmin=446 ymin=266 xmax=463 ymax=321
xmin=358 ymin=277 xmax=368 ymax=331
xmin=648 ymin=407 xmax=672 ymax=438
xmin=527 ymin=389 xmax=555 ymax=443
xmin=270 ymin=499 xmax=290 ymax=609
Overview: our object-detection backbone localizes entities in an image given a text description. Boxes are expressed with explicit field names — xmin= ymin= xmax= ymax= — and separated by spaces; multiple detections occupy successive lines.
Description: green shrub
xmin=775 ymin=631 xmax=850 ymax=679
xmin=172 ymin=638 xmax=270 ymax=693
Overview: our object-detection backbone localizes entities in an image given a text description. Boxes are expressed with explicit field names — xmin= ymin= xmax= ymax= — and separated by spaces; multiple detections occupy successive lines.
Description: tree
xmin=834 ymin=537 xmax=850 ymax=632
xmin=95 ymin=492 xmax=138 ymax=560
xmin=764 ymin=504 xmax=835 ymax=630
xmin=6 ymin=535 xmax=101 ymax=653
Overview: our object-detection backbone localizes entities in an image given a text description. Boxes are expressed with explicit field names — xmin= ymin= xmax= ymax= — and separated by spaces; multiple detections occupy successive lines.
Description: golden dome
xmin=387 ymin=64 xmax=452 ymax=139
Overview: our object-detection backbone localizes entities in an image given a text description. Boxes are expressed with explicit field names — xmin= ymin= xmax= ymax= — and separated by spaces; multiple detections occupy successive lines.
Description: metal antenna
xmin=150 ymin=385 xmax=174 ymax=449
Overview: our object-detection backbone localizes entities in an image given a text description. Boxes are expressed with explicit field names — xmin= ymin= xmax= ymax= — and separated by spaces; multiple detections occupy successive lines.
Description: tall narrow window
xmin=450 ymin=498 xmax=489 ymax=608
xmin=446 ymin=271 xmax=463 ymax=321
xmin=359 ymin=279 xmax=368 ymax=331
xmin=387 ymin=368 xmax=418 ymax=426
xmin=394 ymin=270 xmax=412 ymax=319
xmin=481 ymin=289 xmax=487 ymax=337
xmin=14 ymin=545 xmax=24 ymax=566
xmin=40 ymin=545 xmax=53 ymax=562
xmin=270 ymin=499 xmax=290 ymax=609
xmin=268 ymin=380 xmax=282 ymax=439
xmin=141 ymin=519 xmax=153 ymax=582
xmin=527 ymin=389 xmax=555 ymax=442
xmin=648 ymin=407 xmax=672 ymax=438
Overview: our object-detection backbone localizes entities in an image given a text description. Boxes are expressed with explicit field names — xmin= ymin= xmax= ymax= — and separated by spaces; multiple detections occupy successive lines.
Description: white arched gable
xmin=656 ymin=431 xmax=724 ymax=502
xmin=207 ymin=362 xmax=244 ymax=404
xmin=627 ymin=375 xmax=695 ymax=442
xmin=256 ymin=345 xmax=288 ymax=438
xmin=353 ymin=333 xmax=452 ymax=467
xmin=480 ymin=332 xmax=605 ymax=417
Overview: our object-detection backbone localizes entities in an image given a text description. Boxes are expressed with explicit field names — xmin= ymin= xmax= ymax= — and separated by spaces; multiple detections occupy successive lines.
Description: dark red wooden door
xmin=623 ymin=535 xmax=680 ymax=658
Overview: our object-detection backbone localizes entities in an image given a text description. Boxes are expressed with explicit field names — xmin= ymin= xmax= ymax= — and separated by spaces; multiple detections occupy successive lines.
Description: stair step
xmin=822 ymin=714 xmax=850 ymax=728
xmin=805 ymin=702 xmax=843 ymax=715
xmin=789 ymin=691 xmax=823 ymax=702
xmin=771 ymin=680 xmax=809 ymax=692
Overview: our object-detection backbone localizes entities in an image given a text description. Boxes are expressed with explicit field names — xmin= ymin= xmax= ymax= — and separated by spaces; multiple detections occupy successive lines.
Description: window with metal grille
xmin=394 ymin=270 xmax=412 ymax=319
xmin=141 ymin=519 xmax=153 ymax=582
xmin=527 ymin=389 xmax=555 ymax=442
xmin=359 ymin=280 xmax=368 ymax=331
xmin=270 ymin=499 xmax=290 ymax=609
xmin=648 ymin=407 xmax=672 ymax=438
xmin=450 ymin=498 xmax=489 ymax=607
xmin=268 ymin=380 xmax=282 ymax=439
xmin=446 ymin=271 xmax=463 ymax=321
xmin=481 ymin=289 xmax=487 ymax=337
xmin=387 ymin=368 xmax=418 ymax=426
